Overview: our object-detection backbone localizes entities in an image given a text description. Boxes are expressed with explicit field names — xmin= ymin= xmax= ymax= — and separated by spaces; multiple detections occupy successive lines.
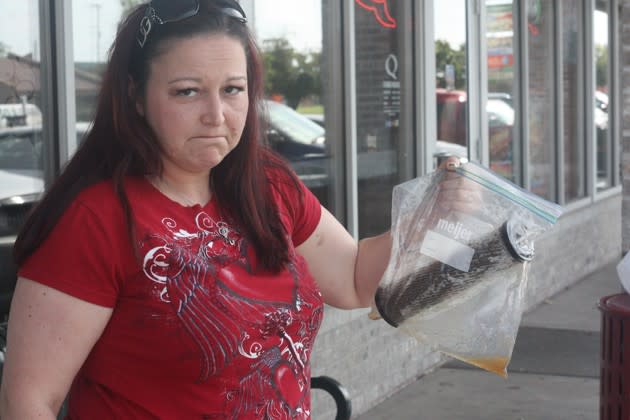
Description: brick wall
xmin=621 ymin=0 xmax=630 ymax=252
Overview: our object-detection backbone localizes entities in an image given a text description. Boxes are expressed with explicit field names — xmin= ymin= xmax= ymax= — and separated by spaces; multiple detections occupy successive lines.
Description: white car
xmin=0 ymin=125 xmax=45 ymax=313
xmin=0 ymin=125 xmax=45 ymax=202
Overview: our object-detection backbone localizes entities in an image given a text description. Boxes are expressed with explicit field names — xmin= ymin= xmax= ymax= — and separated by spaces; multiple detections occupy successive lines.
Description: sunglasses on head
xmin=137 ymin=0 xmax=248 ymax=48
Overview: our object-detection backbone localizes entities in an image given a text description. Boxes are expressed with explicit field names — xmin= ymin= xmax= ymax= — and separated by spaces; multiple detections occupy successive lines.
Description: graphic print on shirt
xmin=141 ymin=210 xmax=323 ymax=419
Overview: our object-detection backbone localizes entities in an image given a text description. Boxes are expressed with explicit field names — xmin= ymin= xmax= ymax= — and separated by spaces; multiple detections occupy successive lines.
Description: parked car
xmin=595 ymin=91 xmax=609 ymax=182
xmin=0 ymin=125 xmax=45 ymax=314
xmin=303 ymin=113 xmax=325 ymax=127
xmin=0 ymin=103 xmax=42 ymax=129
xmin=436 ymin=88 xmax=515 ymax=179
xmin=436 ymin=88 xmax=515 ymax=145
xmin=267 ymin=101 xmax=468 ymax=170
xmin=595 ymin=90 xmax=608 ymax=113
xmin=263 ymin=100 xmax=329 ymax=189
xmin=488 ymin=91 xmax=513 ymax=109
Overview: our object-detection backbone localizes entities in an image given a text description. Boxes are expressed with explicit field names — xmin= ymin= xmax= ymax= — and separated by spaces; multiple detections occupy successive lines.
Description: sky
xmin=435 ymin=0 xmax=467 ymax=47
xmin=0 ymin=1 xmax=39 ymax=58
xmin=0 ymin=0 xmax=611 ymax=63
xmin=0 ymin=0 xmax=324 ymax=62
xmin=250 ymin=0 xmax=323 ymax=52
xmin=70 ymin=0 xmax=325 ymax=62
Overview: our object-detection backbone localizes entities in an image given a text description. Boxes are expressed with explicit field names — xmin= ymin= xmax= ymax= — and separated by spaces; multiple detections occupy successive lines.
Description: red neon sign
xmin=355 ymin=0 xmax=397 ymax=29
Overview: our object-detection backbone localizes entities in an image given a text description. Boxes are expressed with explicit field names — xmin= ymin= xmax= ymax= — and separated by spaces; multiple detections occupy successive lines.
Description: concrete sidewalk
xmin=357 ymin=262 xmax=620 ymax=420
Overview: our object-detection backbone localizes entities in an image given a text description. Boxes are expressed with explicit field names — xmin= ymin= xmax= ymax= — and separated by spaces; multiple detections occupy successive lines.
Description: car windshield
xmin=595 ymin=91 xmax=608 ymax=112
xmin=487 ymin=99 xmax=514 ymax=126
xmin=0 ymin=127 xmax=43 ymax=173
xmin=265 ymin=101 xmax=325 ymax=145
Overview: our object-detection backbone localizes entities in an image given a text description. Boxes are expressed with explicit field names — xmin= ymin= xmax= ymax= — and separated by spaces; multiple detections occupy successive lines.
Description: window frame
xmin=39 ymin=0 xmax=77 ymax=186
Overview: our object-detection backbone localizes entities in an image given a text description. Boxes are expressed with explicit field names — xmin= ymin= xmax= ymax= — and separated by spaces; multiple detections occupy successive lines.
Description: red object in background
xmin=355 ymin=0 xmax=397 ymax=29
xmin=599 ymin=293 xmax=630 ymax=420
xmin=269 ymin=93 xmax=285 ymax=103
xmin=435 ymin=89 xmax=468 ymax=146
xmin=488 ymin=54 xmax=514 ymax=69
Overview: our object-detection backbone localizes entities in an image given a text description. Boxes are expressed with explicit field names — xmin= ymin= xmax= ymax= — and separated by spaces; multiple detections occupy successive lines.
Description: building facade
xmin=0 ymin=0 xmax=624 ymax=418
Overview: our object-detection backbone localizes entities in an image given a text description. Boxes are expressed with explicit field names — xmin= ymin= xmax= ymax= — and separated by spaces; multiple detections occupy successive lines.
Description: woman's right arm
xmin=0 ymin=277 xmax=113 ymax=419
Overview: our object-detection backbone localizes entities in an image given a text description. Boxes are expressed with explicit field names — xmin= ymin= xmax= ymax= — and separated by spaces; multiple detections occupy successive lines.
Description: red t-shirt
xmin=19 ymin=171 xmax=324 ymax=419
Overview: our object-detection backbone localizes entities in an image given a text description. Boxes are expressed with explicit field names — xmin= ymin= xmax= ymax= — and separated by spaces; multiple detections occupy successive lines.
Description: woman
xmin=0 ymin=0 xmax=466 ymax=418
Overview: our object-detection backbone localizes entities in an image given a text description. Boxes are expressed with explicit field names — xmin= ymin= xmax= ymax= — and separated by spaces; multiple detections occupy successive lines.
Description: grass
xmin=296 ymin=104 xmax=324 ymax=115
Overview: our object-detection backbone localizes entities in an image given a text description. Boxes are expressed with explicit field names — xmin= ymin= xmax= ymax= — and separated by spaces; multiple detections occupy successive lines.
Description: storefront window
xmin=527 ymin=0 xmax=555 ymax=200
xmin=486 ymin=0 xmax=518 ymax=182
xmin=73 ymin=1 xmax=125 ymax=137
xmin=435 ymin=0 xmax=468 ymax=162
xmin=595 ymin=0 xmax=611 ymax=190
xmin=562 ymin=0 xmax=586 ymax=202
xmin=355 ymin=0 xmax=414 ymax=237
xmin=0 ymin=0 xmax=44 ymax=305
xmin=247 ymin=0 xmax=334 ymax=210
xmin=72 ymin=0 xmax=335 ymax=210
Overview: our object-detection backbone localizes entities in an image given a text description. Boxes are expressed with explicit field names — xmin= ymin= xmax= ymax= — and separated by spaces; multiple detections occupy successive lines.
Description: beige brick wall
xmin=621 ymin=0 xmax=630 ymax=252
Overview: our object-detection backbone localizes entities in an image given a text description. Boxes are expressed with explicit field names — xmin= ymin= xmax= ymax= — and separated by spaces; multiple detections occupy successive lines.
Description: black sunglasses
xmin=136 ymin=0 xmax=248 ymax=48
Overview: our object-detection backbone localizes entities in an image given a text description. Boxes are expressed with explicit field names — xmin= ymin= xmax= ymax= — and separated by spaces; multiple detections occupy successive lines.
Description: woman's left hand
xmin=436 ymin=156 xmax=483 ymax=213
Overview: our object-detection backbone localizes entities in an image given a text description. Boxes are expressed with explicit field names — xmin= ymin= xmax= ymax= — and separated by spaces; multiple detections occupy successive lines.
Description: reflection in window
xmin=595 ymin=1 xmax=610 ymax=190
xmin=73 ymin=1 xmax=123 ymax=125
xmin=355 ymin=0 xmax=411 ymax=237
xmin=562 ymin=0 xmax=585 ymax=202
xmin=0 ymin=2 xmax=44 ymax=208
xmin=71 ymin=0 xmax=335 ymax=210
xmin=73 ymin=0 xmax=124 ymax=154
xmin=527 ymin=0 xmax=555 ymax=200
xmin=0 ymin=0 xmax=43 ymax=307
xmin=246 ymin=0 xmax=333 ymax=210
xmin=486 ymin=0 xmax=518 ymax=182
xmin=435 ymin=0 xmax=468 ymax=163
xmin=265 ymin=100 xmax=325 ymax=146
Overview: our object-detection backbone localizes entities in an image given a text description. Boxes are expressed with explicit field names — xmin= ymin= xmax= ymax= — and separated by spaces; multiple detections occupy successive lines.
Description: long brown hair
xmin=14 ymin=0 xmax=298 ymax=272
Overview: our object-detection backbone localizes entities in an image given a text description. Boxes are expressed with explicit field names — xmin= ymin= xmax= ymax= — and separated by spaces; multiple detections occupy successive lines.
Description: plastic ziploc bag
xmin=371 ymin=161 xmax=563 ymax=377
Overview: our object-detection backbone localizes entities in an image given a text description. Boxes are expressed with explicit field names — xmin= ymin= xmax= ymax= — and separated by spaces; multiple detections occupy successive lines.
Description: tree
xmin=0 ymin=41 xmax=8 ymax=57
xmin=294 ymin=50 xmax=321 ymax=96
xmin=595 ymin=44 xmax=608 ymax=89
xmin=261 ymin=38 xmax=321 ymax=109
xmin=435 ymin=39 xmax=466 ymax=90
xmin=262 ymin=38 xmax=294 ymax=98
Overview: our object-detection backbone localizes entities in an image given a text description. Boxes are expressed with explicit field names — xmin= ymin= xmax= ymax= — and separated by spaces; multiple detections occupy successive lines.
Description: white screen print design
xmin=141 ymin=210 xmax=322 ymax=417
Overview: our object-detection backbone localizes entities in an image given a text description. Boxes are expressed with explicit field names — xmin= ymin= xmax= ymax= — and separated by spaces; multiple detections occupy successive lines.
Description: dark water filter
xmin=374 ymin=217 xmax=533 ymax=328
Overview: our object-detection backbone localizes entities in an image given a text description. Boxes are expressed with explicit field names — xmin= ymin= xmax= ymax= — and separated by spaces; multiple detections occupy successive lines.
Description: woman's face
xmin=137 ymin=33 xmax=249 ymax=177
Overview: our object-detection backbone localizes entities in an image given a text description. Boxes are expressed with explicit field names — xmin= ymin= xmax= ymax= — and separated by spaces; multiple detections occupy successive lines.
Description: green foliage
xmin=297 ymin=104 xmax=324 ymax=114
xmin=435 ymin=39 xmax=466 ymax=89
xmin=261 ymin=38 xmax=321 ymax=109
xmin=595 ymin=44 xmax=608 ymax=89
xmin=0 ymin=41 xmax=8 ymax=57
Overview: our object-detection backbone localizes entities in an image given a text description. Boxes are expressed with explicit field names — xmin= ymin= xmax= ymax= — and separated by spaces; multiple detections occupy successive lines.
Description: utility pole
xmin=90 ymin=2 xmax=102 ymax=62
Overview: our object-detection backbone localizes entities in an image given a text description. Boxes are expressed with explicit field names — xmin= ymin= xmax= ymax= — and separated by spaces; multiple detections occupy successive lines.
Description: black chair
xmin=311 ymin=375 xmax=352 ymax=420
